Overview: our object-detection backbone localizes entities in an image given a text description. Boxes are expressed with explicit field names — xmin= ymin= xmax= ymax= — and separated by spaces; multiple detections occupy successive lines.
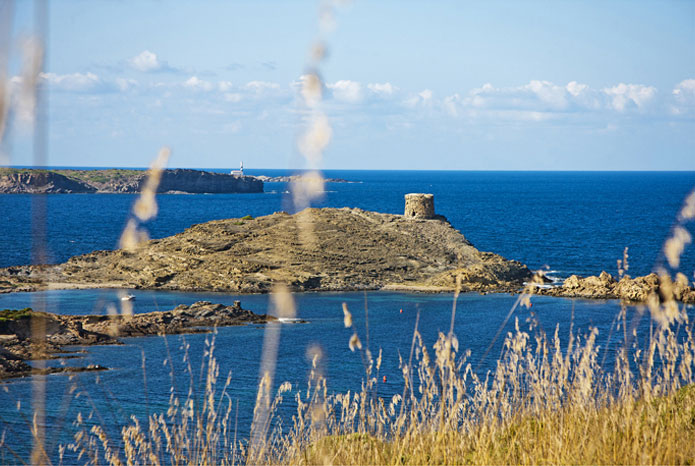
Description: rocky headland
xmin=0 ymin=301 xmax=274 ymax=379
xmin=0 ymin=168 xmax=263 ymax=194
xmin=0 ymin=206 xmax=532 ymax=294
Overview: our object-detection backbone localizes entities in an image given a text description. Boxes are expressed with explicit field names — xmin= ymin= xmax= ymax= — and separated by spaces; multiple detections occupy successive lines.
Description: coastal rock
xmin=0 ymin=168 xmax=263 ymax=194
xmin=0 ymin=301 xmax=273 ymax=379
xmin=80 ymin=300 xmax=275 ymax=337
xmin=539 ymin=272 xmax=695 ymax=303
xmin=0 ymin=207 xmax=532 ymax=294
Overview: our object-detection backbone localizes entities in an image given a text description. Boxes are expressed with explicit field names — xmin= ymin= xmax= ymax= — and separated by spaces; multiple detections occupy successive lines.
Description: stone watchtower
xmin=404 ymin=193 xmax=435 ymax=219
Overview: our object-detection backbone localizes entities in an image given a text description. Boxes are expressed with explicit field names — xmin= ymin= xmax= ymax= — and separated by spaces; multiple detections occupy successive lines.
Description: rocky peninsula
xmin=0 ymin=168 xmax=263 ymax=194
xmin=0 ymin=198 xmax=532 ymax=294
xmin=0 ymin=301 xmax=274 ymax=379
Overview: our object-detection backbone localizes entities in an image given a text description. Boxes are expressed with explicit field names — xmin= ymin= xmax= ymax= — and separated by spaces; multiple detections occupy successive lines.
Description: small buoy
xmin=399 ymin=309 xmax=403 ymax=314
xmin=383 ymin=376 xmax=387 ymax=383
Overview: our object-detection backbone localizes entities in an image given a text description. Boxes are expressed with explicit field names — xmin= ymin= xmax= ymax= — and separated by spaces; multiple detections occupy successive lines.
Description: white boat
xmin=121 ymin=294 xmax=136 ymax=302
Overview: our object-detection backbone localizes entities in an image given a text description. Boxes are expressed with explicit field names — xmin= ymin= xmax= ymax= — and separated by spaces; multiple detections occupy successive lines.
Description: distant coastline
xmin=0 ymin=167 xmax=263 ymax=194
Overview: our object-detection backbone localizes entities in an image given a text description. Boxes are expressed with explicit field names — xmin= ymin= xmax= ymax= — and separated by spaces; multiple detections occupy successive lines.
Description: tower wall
xmin=404 ymin=193 xmax=435 ymax=219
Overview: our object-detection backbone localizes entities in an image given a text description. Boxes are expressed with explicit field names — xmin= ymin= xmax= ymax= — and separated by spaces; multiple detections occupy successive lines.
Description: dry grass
xmin=57 ymin=291 xmax=695 ymax=465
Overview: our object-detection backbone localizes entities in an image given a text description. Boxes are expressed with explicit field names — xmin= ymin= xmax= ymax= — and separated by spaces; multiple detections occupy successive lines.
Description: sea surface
xmin=1 ymin=170 xmax=694 ymax=462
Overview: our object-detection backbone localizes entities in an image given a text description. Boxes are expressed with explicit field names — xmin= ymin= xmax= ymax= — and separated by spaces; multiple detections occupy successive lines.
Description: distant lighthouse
xmin=231 ymin=161 xmax=244 ymax=177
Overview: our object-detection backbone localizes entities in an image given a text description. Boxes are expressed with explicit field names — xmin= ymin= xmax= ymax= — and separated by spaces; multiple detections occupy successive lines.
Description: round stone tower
xmin=404 ymin=193 xmax=435 ymax=219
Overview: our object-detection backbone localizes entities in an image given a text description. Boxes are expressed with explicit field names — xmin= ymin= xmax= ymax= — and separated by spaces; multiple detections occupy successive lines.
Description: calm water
xmin=1 ymin=170 xmax=694 ymax=462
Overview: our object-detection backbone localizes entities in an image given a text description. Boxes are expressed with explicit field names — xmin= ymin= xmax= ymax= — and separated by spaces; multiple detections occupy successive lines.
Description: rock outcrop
xmin=0 ymin=301 xmax=274 ymax=379
xmin=0 ymin=168 xmax=263 ymax=194
xmin=0 ymin=207 xmax=532 ymax=294
xmin=538 ymin=271 xmax=695 ymax=303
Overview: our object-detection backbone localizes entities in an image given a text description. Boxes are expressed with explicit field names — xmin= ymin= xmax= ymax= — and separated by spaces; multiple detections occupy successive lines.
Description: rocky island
xmin=0 ymin=301 xmax=274 ymax=379
xmin=0 ymin=194 xmax=532 ymax=294
xmin=0 ymin=167 xmax=263 ymax=194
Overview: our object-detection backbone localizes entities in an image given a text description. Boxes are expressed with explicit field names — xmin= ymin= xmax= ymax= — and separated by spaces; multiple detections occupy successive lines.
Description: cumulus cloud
xmin=602 ymin=83 xmax=656 ymax=112
xmin=36 ymin=72 xmax=138 ymax=94
xmin=673 ymin=79 xmax=695 ymax=98
xmin=129 ymin=50 xmax=176 ymax=73
xmin=183 ymin=76 xmax=213 ymax=92
xmin=327 ymin=80 xmax=362 ymax=103
xmin=671 ymin=79 xmax=695 ymax=114
xmin=404 ymin=89 xmax=434 ymax=108
xmin=41 ymin=72 xmax=103 ymax=92
xmin=440 ymin=80 xmax=662 ymax=120
xmin=466 ymin=80 xmax=569 ymax=111
xmin=367 ymin=82 xmax=396 ymax=96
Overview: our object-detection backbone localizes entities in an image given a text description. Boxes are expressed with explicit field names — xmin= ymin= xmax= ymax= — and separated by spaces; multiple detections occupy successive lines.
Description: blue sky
xmin=2 ymin=0 xmax=694 ymax=170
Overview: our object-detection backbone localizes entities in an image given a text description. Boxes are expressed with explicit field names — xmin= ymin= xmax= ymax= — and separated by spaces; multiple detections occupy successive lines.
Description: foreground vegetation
xmin=54 ymin=288 xmax=694 ymax=465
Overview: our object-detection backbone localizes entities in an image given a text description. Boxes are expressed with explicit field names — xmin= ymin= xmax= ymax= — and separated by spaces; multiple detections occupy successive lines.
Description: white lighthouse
xmin=231 ymin=161 xmax=244 ymax=176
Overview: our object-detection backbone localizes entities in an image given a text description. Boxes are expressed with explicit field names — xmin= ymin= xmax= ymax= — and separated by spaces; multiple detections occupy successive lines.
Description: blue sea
xmin=1 ymin=170 xmax=694 ymax=462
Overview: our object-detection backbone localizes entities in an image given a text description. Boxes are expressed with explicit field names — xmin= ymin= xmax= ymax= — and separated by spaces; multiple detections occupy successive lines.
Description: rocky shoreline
xmin=0 ymin=168 xmax=262 ymax=194
xmin=536 ymin=271 xmax=695 ymax=304
xmin=0 ymin=301 xmax=275 ymax=379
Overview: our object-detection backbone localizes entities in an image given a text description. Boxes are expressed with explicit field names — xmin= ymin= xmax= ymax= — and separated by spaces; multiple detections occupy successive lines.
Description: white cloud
xmin=327 ymin=80 xmax=363 ymax=103
xmin=673 ymin=79 xmax=695 ymax=98
xmin=443 ymin=93 xmax=461 ymax=116
xmin=367 ymin=82 xmax=396 ymax=96
xmin=466 ymin=80 xmax=569 ymax=111
xmin=525 ymin=80 xmax=567 ymax=109
xmin=129 ymin=50 xmax=169 ymax=72
xmin=404 ymin=89 xmax=433 ymax=108
xmin=40 ymin=72 xmax=104 ymax=92
xmin=602 ymin=83 xmax=656 ymax=112
xmin=447 ymin=80 xmax=661 ymax=119
xmin=566 ymin=81 xmax=588 ymax=97
xmin=183 ymin=76 xmax=213 ymax=92
xmin=130 ymin=51 xmax=160 ymax=72
xmin=671 ymin=79 xmax=695 ymax=115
